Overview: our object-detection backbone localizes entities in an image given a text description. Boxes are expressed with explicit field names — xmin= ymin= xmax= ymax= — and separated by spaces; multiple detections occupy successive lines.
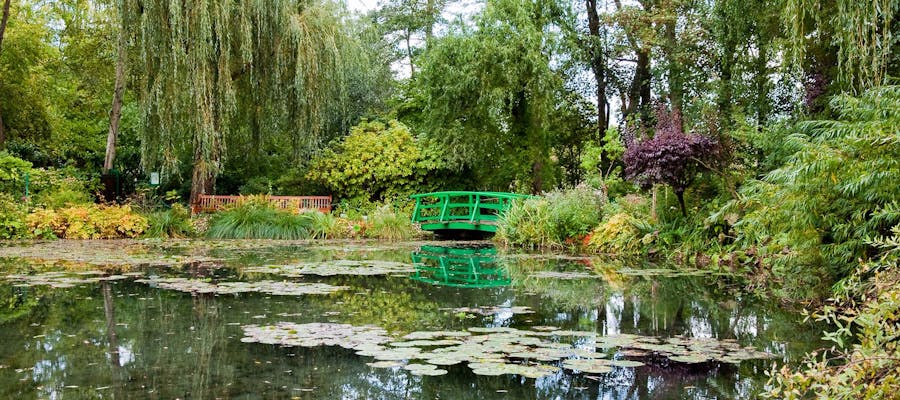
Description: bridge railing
xmin=192 ymin=195 xmax=332 ymax=214
xmin=410 ymin=191 xmax=534 ymax=227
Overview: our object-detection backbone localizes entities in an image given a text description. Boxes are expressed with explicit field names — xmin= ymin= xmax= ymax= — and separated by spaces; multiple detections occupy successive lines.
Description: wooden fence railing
xmin=191 ymin=195 xmax=332 ymax=214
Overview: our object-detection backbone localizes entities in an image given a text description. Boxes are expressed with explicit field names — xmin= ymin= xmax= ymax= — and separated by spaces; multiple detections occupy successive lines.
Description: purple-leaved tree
xmin=623 ymin=106 xmax=718 ymax=216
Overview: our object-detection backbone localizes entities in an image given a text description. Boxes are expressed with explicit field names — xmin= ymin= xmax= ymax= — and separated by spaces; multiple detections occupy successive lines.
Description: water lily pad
xmin=246 ymin=260 xmax=415 ymax=277
xmin=451 ymin=306 xmax=534 ymax=316
xmin=669 ymin=354 xmax=709 ymax=364
xmin=4 ymin=271 xmax=132 ymax=288
xmin=390 ymin=339 xmax=463 ymax=347
xmin=529 ymin=271 xmax=598 ymax=280
xmin=562 ymin=358 xmax=613 ymax=374
xmin=241 ymin=322 xmax=393 ymax=352
xmin=371 ymin=347 xmax=425 ymax=361
xmin=608 ymin=359 xmax=645 ymax=368
xmin=531 ymin=326 xmax=560 ymax=331
xmin=0 ymin=240 xmax=223 ymax=267
xmin=404 ymin=363 xmax=448 ymax=376
xmin=469 ymin=362 xmax=558 ymax=379
xmin=402 ymin=331 xmax=472 ymax=340
xmin=468 ymin=327 xmax=520 ymax=333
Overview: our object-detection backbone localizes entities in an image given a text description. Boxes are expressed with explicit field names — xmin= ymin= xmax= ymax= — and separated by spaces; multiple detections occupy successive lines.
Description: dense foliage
xmin=26 ymin=205 xmax=148 ymax=239
xmin=306 ymin=120 xmax=443 ymax=203
xmin=496 ymin=188 xmax=604 ymax=248
xmin=1 ymin=0 xmax=898 ymax=395
xmin=729 ymin=86 xmax=900 ymax=298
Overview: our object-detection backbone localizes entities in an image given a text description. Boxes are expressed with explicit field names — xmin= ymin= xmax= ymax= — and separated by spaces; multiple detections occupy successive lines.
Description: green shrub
xmin=0 ymin=193 xmax=29 ymax=239
xmin=545 ymin=188 xmax=605 ymax=243
xmin=28 ymin=167 xmax=98 ymax=207
xmin=0 ymin=152 xmax=32 ymax=195
xmin=206 ymin=199 xmax=311 ymax=240
xmin=496 ymin=188 xmax=604 ymax=248
xmin=585 ymin=195 xmax=658 ymax=255
xmin=366 ymin=205 xmax=416 ymax=241
xmin=26 ymin=204 xmax=148 ymax=239
xmin=35 ymin=188 xmax=93 ymax=209
xmin=143 ymin=204 xmax=195 ymax=238
xmin=306 ymin=119 xmax=445 ymax=203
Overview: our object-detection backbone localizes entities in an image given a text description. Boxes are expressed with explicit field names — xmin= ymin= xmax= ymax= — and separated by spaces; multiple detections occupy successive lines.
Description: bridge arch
xmin=410 ymin=191 xmax=535 ymax=234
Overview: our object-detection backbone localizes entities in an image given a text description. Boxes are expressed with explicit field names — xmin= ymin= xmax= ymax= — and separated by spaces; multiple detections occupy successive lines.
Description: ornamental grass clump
xmin=366 ymin=205 xmax=416 ymax=241
xmin=497 ymin=188 xmax=604 ymax=248
xmin=206 ymin=197 xmax=311 ymax=240
xmin=306 ymin=211 xmax=345 ymax=239
xmin=496 ymin=197 xmax=552 ymax=248
xmin=143 ymin=204 xmax=195 ymax=238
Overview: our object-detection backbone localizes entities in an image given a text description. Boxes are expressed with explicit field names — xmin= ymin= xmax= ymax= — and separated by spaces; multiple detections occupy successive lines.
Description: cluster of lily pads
xmin=4 ymin=271 xmax=140 ymax=288
xmin=244 ymin=260 xmax=416 ymax=277
xmin=240 ymin=322 xmax=775 ymax=379
xmin=136 ymin=277 xmax=348 ymax=296
xmin=449 ymin=306 xmax=535 ymax=316
xmin=0 ymin=240 xmax=222 ymax=267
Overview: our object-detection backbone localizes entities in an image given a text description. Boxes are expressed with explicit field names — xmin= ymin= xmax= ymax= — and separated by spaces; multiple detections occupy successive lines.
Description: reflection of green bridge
xmin=410 ymin=191 xmax=534 ymax=234
xmin=410 ymin=246 xmax=509 ymax=288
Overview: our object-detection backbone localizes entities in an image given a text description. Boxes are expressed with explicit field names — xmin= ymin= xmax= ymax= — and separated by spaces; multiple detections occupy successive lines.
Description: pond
xmin=0 ymin=240 xmax=823 ymax=399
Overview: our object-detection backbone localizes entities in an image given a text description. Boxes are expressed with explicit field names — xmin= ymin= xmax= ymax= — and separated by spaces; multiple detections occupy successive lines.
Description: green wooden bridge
xmin=410 ymin=191 xmax=534 ymax=234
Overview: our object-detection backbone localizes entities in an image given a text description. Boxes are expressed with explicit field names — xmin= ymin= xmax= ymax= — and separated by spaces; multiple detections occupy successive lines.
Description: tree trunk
xmin=585 ymin=0 xmax=608 ymax=140
xmin=675 ymin=188 xmax=687 ymax=216
xmin=754 ymin=40 xmax=770 ymax=127
xmin=615 ymin=0 xmax=653 ymax=129
xmin=405 ymin=29 xmax=415 ymax=78
xmin=718 ymin=45 xmax=735 ymax=129
xmin=103 ymin=17 xmax=127 ymax=174
xmin=425 ymin=0 xmax=435 ymax=45
xmin=189 ymin=147 xmax=218 ymax=206
xmin=664 ymin=18 xmax=683 ymax=126
xmin=531 ymin=159 xmax=543 ymax=194
xmin=0 ymin=0 xmax=11 ymax=148
xmin=0 ymin=0 xmax=10 ymax=55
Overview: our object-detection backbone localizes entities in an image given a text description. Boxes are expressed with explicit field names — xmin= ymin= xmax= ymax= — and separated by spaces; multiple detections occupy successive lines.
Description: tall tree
xmin=0 ymin=0 xmax=11 ymax=147
xmin=135 ymin=0 xmax=362 ymax=204
xmin=375 ymin=0 xmax=446 ymax=78
xmin=584 ymin=0 xmax=609 ymax=141
xmin=612 ymin=0 xmax=654 ymax=127
xmin=103 ymin=0 xmax=126 ymax=174
xmin=420 ymin=0 xmax=571 ymax=193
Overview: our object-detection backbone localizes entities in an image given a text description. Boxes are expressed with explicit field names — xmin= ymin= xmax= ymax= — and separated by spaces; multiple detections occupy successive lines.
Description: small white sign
xmin=150 ymin=172 xmax=160 ymax=186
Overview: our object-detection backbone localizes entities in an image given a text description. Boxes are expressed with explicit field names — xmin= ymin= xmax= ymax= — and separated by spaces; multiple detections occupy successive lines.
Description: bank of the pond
xmin=0 ymin=239 xmax=827 ymax=399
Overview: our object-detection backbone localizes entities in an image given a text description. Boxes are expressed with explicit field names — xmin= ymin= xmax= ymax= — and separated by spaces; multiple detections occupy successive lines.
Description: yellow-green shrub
xmin=587 ymin=213 xmax=641 ymax=253
xmin=27 ymin=205 xmax=148 ymax=239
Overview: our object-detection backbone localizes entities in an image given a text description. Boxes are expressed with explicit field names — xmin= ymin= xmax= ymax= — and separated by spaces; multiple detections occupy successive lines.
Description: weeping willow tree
xmin=419 ymin=0 xmax=571 ymax=193
xmin=134 ymin=0 xmax=366 ymax=203
xmin=784 ymin=0 xmax=899 ymax=93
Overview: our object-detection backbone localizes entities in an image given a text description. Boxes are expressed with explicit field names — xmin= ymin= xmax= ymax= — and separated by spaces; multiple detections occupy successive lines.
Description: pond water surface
xmin=0 ymin=240 xmax=823 ymax=399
